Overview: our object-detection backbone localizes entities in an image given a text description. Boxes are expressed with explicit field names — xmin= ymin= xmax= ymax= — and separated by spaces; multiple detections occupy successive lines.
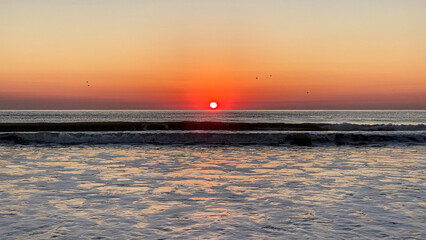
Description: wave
xmin=0 ymin=122 xmax=425 ymax=132
xmin=321 ymin=123 xmax=425 ymax=131
xmin=0 ymin=131 xmax=424 ymax=146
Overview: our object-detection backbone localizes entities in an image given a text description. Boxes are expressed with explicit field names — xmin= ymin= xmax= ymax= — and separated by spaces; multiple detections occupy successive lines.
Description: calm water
xmin=0 ymin=110 xmax=425 ymax=239
xmin=0 ymin=110 xmax=425 ymax=124
xmin=0 ymin=145 xmax=425 ymax=239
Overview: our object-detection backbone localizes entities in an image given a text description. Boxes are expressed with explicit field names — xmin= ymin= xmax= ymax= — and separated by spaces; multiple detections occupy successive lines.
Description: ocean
xmin=0 ymin=110 xmax=425 ymax=239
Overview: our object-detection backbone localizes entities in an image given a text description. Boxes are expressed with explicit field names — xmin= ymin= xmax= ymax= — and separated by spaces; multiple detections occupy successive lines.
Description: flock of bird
xmin=255 ymin=74 xmax=310 ymax=94
xmin=255 ymin=74 xmax=272 ymax=80
xmin=83 ymin=75 xmax=310 ymax=93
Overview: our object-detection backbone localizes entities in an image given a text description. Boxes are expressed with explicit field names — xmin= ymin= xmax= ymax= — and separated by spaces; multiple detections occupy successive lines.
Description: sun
xmin=209 ymin=102 xmax=218 ymax=109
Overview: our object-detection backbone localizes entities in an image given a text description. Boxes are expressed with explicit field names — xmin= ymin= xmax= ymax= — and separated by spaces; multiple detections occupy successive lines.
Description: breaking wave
xmin=0 ymin=122 xmax=425 ymax=132
xmin=0 ymin=131 xmax=424 ymax=146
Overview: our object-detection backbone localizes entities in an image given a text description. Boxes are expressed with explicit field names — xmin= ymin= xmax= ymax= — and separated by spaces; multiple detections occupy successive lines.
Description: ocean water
xmin=0 ymin=110 xmax=425 ymax=145
xmin=0 ymin=110 xmax=425 ymax=124
xmin=0 ymin=111 xmax=425 ymax=239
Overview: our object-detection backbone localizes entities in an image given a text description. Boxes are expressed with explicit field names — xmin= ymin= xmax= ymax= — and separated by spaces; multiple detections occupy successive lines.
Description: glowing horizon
xmin=1 ymin=0 xmax=425 ymax=110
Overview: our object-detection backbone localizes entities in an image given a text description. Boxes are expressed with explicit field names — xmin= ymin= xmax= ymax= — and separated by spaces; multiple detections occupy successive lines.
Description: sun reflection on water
xmin=0 ymin=145 xmax=424 ymax=239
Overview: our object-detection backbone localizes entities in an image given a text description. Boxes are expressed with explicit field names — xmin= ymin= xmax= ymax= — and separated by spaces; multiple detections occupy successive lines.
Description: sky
xmin=0 ymin=0 xmax=425 ymax=110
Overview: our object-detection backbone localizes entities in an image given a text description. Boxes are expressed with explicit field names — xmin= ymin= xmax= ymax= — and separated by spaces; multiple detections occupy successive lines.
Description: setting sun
xmin=0 ymin=1 xmax=424 ymax=239
xmin=210 ymin=102 xmax=218 ymax=109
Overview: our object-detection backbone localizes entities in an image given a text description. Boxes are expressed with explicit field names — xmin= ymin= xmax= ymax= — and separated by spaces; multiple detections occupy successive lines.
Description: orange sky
xmin=0 ymin=0 xmax=425 ymax=109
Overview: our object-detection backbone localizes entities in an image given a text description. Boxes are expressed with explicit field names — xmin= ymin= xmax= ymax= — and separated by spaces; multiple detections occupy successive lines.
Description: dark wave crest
xmin=1 ymin=132 xmax=424 ymax=146
xmin=0 ymin=122 xmax=424 ymax=132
